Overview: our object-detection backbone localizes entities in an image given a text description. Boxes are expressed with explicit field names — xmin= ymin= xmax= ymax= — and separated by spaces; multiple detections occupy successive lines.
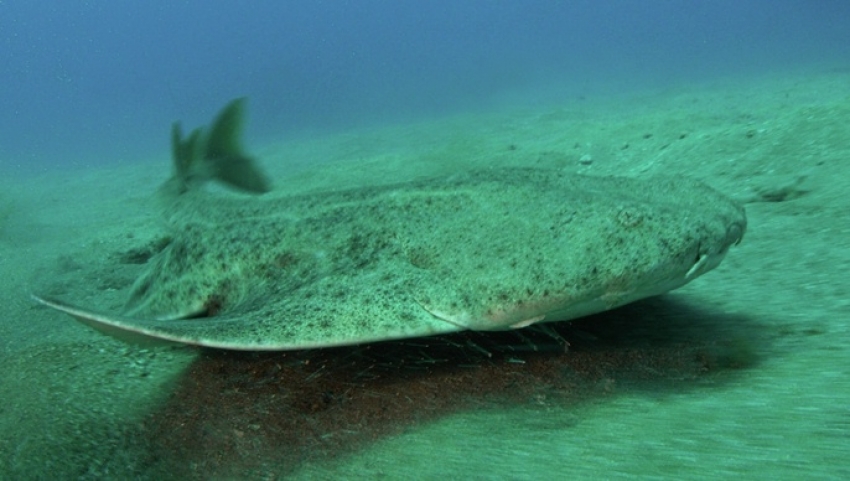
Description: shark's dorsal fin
xmin=206 ymin=97 xmax=246 ymax=160
xmin=167 ymin=98 xmax=271 ymax=195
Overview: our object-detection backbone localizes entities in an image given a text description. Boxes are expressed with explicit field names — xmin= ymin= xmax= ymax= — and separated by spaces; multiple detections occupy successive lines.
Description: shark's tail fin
xmin=167 ymin=98 xmax=271 ymax=195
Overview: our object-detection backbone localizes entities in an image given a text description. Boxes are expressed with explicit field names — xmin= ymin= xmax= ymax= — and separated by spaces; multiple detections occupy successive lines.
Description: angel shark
xmin=33 ymin=99 xmax=747 ymax=350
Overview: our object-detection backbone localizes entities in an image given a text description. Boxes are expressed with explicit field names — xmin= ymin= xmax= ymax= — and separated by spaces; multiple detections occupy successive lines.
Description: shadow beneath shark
xmin=139 ymin=294 xmax=763 ymax=478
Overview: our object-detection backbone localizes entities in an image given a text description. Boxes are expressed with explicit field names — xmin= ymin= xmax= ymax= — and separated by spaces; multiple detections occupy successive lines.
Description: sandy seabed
xmin=1 ymin=68 xmax=849 ymax=479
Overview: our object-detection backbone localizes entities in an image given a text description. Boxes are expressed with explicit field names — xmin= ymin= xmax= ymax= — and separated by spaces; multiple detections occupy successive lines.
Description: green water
xmin=1 ymin=69 xmax=848 ymax=479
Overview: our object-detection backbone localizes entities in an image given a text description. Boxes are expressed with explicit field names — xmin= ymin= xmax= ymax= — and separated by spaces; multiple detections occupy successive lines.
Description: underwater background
xmin=1 ymin=0 xmax=848 ymax=171
xmin=2 ymin=1 xmax=850 ymax=479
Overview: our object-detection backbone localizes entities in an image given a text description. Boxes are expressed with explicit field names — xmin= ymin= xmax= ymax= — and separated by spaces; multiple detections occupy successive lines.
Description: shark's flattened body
xmin=33 ymin=100 xmax=746 ymax=351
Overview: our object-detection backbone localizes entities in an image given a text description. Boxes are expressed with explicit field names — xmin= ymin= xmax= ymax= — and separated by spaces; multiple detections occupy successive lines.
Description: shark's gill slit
xmin=181 ymin=295 xmax=225 ymax=319
xmin=202 ymin=295 xmax=225 ymax=317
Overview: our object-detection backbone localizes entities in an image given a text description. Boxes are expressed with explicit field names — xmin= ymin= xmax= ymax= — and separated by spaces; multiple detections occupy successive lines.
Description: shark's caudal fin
xmin=166 ymin=98 xmax=272 ymax=195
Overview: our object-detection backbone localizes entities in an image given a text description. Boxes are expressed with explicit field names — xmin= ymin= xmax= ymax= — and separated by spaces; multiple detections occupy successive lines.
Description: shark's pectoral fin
xmin=32 ymin=294 xmax=185 ymax=348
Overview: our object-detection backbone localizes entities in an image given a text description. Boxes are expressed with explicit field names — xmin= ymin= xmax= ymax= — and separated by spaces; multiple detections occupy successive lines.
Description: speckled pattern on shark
xmin=35 ymin=167 xmax=745 ymax=350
